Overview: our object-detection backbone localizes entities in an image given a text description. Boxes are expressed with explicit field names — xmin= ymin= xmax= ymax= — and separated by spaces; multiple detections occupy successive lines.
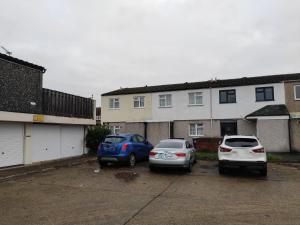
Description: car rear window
xmin=104 ymin=136 xmax=126 ymax=144
xmin=225 ymin=138 xmax=258 ymax=147
xmin=156 ymin=142 xmax=183 ymax=149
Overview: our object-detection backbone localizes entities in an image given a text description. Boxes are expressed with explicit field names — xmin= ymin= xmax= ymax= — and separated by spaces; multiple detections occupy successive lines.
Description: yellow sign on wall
xmin=33 ymin=115 xmax=44 ymax=122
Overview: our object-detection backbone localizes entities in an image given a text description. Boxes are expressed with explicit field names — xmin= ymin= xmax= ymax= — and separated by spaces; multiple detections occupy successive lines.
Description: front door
xmin=220 ymin=121 xmax=237 ymax=136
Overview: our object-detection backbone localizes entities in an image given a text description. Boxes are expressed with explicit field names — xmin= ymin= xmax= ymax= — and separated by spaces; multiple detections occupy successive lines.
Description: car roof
xmin=160 ymin=139 xmax=186 ymax=143
xmin=224 ymin=135 xmax=258 ymax=139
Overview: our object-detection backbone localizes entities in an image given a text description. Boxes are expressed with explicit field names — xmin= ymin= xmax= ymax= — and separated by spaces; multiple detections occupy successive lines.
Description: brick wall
xmin=0 ymin=59 xmax=43 ymax=114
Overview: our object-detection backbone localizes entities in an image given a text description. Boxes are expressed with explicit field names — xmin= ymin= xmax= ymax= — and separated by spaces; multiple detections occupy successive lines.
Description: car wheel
xmin=218 ymin=166 xmax=225 ymax=175
xmin=128 ymin=154 xmax=136 ymax=167
xmin=260 ymin=166 xmax=267 ymax=177
xmin=186 ymin=161 xmax=192 ymax=173
xmin=149 ymin=165 xmax=155 ymax=172
xmin=99 ymin=161 xmax=107 ymax=169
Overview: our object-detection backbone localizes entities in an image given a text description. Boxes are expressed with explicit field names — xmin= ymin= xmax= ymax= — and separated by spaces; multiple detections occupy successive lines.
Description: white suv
xmin=218 ymin=135 xmax=267 ymax=176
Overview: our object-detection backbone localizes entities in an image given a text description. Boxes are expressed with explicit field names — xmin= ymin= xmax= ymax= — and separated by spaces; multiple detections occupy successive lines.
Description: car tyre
xmin=128 ymin=153 xmax=136 ymax=167
xmin=149 ymin=165 xmax=156 ymax=172
xmin=218 ymin=166 xmax=225 ymax=175
xmin=186 ymin=161 xmax=192 ymax=173
xmin=260 ymin=166 xmax=267 ymax=177
xmin=99 ymin=161 xmax=107 ymax=169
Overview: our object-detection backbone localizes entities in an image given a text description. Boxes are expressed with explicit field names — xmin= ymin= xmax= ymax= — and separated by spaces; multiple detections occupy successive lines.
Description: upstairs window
xmin=188 ymin=92 xmax=203 ymax=105
xmin=189 ymin=123 xmax=204 ymax=136
xmin=256 ymin=87 xmax=274 ymax=102
xmin=159 ymin=94 xmax=172 ymax=107
xmin=295 ymin=85 xmax=300 ymax=100
xmin=109 ymin=98 xmax=120 ymax=109
xmin=133 ymin=96 xmax=145 ymax=108
xmin=219 ymin=89 xmax=236 ymax=104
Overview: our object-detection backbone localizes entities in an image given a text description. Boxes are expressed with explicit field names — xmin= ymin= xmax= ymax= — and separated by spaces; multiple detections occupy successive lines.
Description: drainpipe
xmin=209 ymin=87 xmax=213 ymax=137
xmin=288 ymin=115 xmax=292 ymax=153
xmin=144 ymin=122 xmax=148 ymax=140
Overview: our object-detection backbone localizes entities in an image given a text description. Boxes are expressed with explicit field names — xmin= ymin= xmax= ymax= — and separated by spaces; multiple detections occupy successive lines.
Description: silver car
xmin=149 ymin=139 xmax=196 ymax=172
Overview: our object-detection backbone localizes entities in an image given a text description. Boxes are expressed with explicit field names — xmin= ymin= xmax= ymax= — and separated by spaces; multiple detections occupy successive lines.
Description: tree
xmin=86 ymin=124 xmax=111 ymax=154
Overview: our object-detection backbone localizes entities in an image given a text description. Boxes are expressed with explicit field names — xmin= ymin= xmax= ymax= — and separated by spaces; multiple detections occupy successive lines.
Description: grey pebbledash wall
xmin=0 ymin=58 xmax=43 ymax=114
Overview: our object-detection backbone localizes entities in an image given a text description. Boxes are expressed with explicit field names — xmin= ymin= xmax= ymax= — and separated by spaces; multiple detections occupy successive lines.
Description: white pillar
xmin=24 ymin=123 xmax=33 ymax=165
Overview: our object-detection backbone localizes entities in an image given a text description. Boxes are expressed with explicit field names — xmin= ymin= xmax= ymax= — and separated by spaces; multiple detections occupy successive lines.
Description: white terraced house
xmin=101 ymin=73 xmax=300 ymax=152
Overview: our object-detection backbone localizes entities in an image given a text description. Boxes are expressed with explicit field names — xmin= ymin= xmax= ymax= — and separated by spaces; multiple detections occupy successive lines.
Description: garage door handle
xmin=1 ymin=152 xmax=4 ymax=155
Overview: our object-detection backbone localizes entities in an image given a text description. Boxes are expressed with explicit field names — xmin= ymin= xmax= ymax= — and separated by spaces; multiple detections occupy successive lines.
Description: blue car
xmin=98 ymin=133 xmax=153 ymax=167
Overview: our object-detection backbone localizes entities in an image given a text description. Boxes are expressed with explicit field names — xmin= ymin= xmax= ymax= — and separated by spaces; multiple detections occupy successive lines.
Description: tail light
xmin=220 ymin=147 xmax=232 ymax=152
xmin=175 ymin=153 xmax=186 ymax=157
xmin=149 ymin=151 xmax=157 ymax=157
xmin=253 ymin=148 xmax=265 ymax=153
xmin=121 ymin=143 xmax=129 ymax=151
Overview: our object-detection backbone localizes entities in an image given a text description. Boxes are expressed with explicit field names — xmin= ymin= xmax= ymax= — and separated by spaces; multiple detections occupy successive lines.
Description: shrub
xmin=86 ymin=125 xmax=111 ymax=155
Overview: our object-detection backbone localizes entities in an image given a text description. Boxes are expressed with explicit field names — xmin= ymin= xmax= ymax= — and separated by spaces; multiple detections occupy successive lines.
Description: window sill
xmin=108 ymin=108 xmax=120 ymax=110
xmin=188 ymin=104 xmax=203 ymax=107
xmin=219 ymin=102 xmax=237 ymax=104
xmin=159 ymin=106 xmax=172 ymax=108
xmin=255 ymin=100 xmax=274 ymax=102
xmin=133 ymin=107 xmax=145 ymax=109
xmin=189 ymin=134 xmax=204 ymax=137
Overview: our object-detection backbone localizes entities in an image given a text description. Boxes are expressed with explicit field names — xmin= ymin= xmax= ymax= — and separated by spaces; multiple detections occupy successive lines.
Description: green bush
xmin=86 ymin=125 xmax=111 ymax=155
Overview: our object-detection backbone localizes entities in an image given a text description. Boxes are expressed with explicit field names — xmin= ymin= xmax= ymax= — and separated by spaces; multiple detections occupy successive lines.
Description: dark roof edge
xmin=102 ymin=73 xmax=300 ymax=96
xmin=0 ymin=53 xmax=46 ymax=72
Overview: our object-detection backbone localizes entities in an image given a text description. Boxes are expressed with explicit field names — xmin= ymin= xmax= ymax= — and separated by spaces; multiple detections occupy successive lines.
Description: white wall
xmin=151 ymin=89 xmax=211 ymax=121
xmin=151 ymin=83 xmax=285 ymax=121
xmin=212 ymin=83 xmax=285 ymax=119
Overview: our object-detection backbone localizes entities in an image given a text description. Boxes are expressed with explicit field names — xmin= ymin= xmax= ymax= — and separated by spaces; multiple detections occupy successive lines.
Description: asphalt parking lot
xmin=1 ymin=160 xmax=300 ymax=225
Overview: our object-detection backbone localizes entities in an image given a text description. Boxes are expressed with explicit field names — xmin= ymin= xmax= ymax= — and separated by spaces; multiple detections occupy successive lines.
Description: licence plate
xmin=158 ymin=152 xmax=173 ymax=159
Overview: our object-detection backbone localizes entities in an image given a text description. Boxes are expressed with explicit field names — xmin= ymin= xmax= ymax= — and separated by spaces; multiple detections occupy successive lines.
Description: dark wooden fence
xmin=193 ymin=137 xmax=223 ymax=152
xmin=42 ymin=88 xmax=94 ymax=119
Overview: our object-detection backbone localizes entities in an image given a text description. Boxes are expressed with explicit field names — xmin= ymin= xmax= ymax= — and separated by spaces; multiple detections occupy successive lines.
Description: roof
xmin=102 ymin=73 xmax=300 ymax=96
xmin=224 ymin=135 xmax=257 ymax=139
xmin=246 ymin=104 xmax=290 ymax=118
xmin=0 ymin=52 xmax=46 ymax=72
xmin=160 ymin=139 xmax=186 ymax=143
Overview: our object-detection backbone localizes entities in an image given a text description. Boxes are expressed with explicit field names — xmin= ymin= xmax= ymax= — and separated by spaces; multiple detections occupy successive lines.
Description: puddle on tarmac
xmin=114 ymin=171 xmax=139 ymax=182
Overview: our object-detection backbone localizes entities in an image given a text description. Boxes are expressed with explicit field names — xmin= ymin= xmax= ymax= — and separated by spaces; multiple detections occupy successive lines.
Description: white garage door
xmin=61 ymin=126 xmax=84 ymax=158
xmin=0 ymin=122 xmax=24 ymax=167
xmin=32 ymin=124 xmax=61 ymax=163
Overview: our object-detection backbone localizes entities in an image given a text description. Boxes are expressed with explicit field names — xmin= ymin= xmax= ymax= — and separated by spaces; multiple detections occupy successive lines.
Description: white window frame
xmin=188 ymin=92 xmax=203 ymax=106
xmin=294 ymin=85 xmax=300 ymax=100
xmin=109 ymin=98 xmax=120 ymax=109
xmin=189 ymin=123 xmax=204 ymax=137
xmin=159 ymin=94 xmax=172 ymax=108
xmin=110 ymin=125 xmax=121 ymax=134
xmin=96 ymin=115 xmax=101 ymax=121
xmin=133 ymin=96 xmax=145 ymax=108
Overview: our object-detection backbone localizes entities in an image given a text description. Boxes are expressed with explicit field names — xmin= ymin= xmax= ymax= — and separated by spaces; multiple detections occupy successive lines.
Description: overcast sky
xmin=1 ymin=0 xmax=300 ymax=105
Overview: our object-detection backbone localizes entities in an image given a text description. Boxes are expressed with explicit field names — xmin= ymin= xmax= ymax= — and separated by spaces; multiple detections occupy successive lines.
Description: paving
xmin=0 ymin=160 xmax=300 ymax=225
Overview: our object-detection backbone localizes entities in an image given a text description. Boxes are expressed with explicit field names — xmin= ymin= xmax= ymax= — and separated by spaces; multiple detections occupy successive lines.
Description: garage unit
xmin=32 ymin=124 xmax=84 ymax=163
xmin=0 ymin=122 xmax=24 ymax=167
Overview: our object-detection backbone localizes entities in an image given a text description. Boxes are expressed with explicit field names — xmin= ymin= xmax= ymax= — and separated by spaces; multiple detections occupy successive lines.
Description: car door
xmin=131 ymin=135 xmax=144 ymax=160
xmin=136 ymin=135 xmax=149 ymax=159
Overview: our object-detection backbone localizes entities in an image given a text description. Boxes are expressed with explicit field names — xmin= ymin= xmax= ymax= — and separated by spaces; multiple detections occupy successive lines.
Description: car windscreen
xmin=104 ymin=136 xmax=126 ymax=144
xmin=225 ymin=138 xmax=258 ymax=147
xmin=155 ymin=142 xmax=183 ymax=149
